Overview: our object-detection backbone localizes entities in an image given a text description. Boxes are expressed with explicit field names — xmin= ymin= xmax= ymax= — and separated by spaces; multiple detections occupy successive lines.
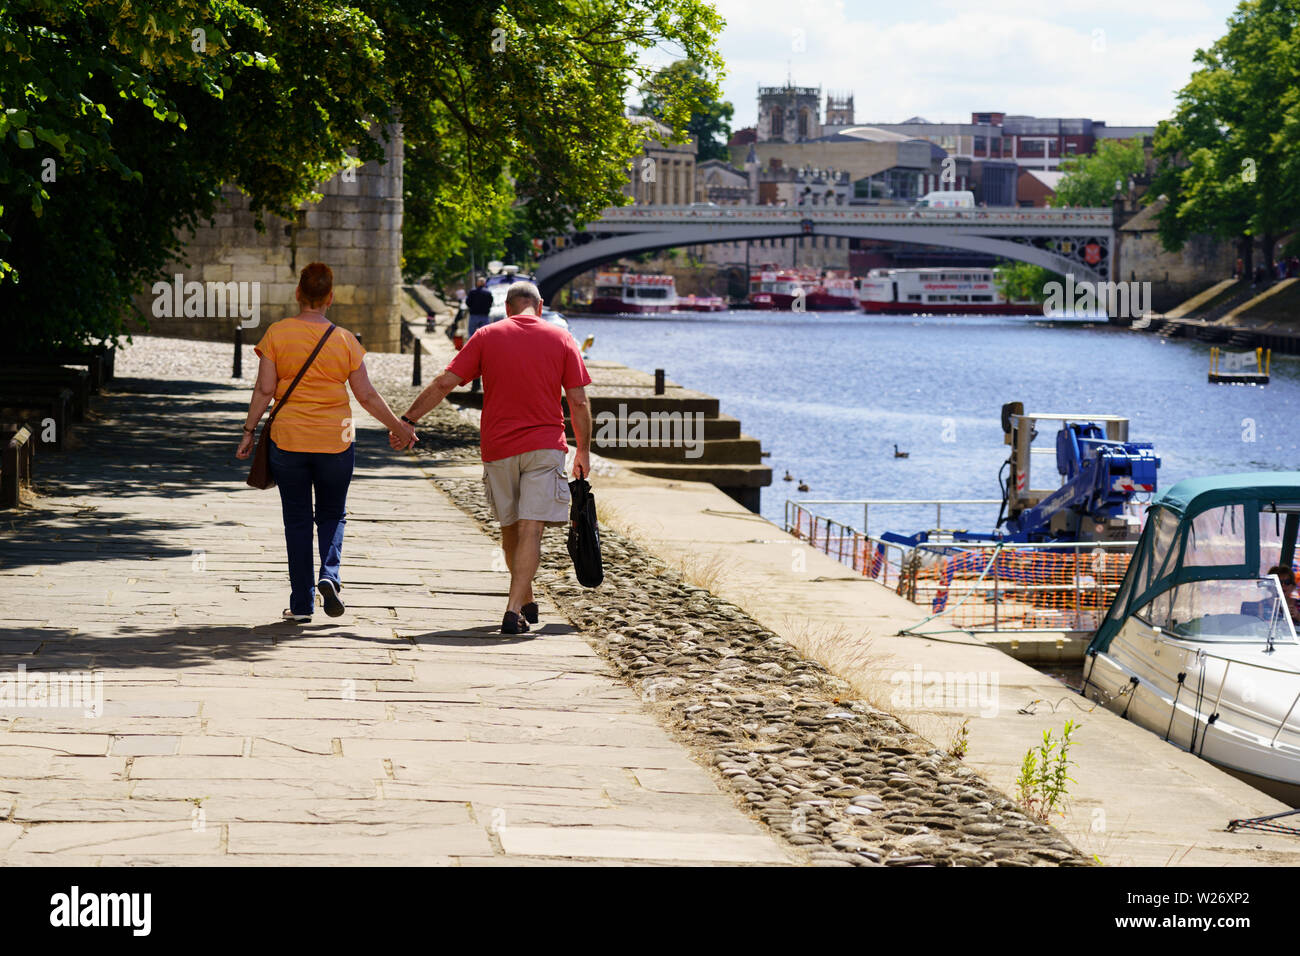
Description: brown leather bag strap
xmin=266 ymin=325 xmax=336 ymax=424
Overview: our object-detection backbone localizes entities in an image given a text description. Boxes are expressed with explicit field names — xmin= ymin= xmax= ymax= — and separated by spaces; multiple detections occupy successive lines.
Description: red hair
xmin=297 ymin=262 xmax=333 ymax=307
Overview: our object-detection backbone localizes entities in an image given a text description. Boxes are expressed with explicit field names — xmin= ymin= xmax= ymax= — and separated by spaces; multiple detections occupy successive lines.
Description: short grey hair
xmin=504 ymin=280 xmax=542 ymax=312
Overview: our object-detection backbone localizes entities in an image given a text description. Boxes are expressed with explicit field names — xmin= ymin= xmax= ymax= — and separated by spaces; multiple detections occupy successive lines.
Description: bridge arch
xmin=532 ymin=205 xmax=1114 ymax=301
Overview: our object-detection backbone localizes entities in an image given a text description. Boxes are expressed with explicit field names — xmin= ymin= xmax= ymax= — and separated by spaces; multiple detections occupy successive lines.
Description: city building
xmin=1017 ymin=169 xmax=1064 ymax=207
xmin=972 ymin=161 xmax=1020 ymax=206
xmin=624 ymin=114 xmax=698 ymax=205
xmin=825 ymin=91 xmax=855 ymax=127
xmin=757 ymin=84 xmax=824 ymax=143
xmin=757 ymin=163 xmax=851 ymax=207
xmin=697 ymin=158 xmax=751 ymax=205
xmin=754 ymin=127 xmax=937 ymax=204
xmin=864 ymin=111 xmax=1156 ymax=175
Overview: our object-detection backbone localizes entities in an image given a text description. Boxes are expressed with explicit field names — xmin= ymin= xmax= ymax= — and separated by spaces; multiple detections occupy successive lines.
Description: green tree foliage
xmin=994 ymin=262 xmax=1060 ymax=303
xmin=1150 ymin=0 xmax=1300 ymax=268
xmin=1 ymin=0 xmax=392 ymax=350
xmin=639 ymin=58 xmax=733 ymax=162
xmin=0 ymin=0 xmax=724 ymax=350
xmin=1050 ymin=138 xmax=1144 ymax=208
xmin=393 ymin=2 xmax=724 ymax=287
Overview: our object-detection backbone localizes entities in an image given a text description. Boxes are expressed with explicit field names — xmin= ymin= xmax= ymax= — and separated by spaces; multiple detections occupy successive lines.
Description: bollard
xmin=412 ymin=341 xmax=422 ymax=386
xmin=654 ymin=368 xmax=665 ymax=395
xmin=233 ymin=325 xmax=243 ymax=379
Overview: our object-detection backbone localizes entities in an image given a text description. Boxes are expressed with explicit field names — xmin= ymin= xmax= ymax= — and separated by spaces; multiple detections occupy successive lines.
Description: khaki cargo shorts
xmin=482 ymin=448 xmax=571 ymax=527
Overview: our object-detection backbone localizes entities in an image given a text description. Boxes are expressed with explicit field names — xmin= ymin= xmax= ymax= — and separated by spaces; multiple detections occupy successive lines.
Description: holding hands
xmin=390 ymin=418 xmax=419 ymax=451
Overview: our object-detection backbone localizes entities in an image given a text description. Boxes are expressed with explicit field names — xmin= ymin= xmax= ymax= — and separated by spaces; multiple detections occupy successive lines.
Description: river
xmin=566 ymin=310 xmax=1300 ymax=534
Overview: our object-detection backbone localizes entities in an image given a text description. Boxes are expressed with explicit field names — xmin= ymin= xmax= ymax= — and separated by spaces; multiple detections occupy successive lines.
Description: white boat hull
xmin=1085 ymin=617 xmax=1300 ymax=806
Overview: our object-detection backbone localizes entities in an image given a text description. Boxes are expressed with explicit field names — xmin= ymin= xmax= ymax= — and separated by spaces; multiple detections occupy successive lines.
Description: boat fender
xmin=1198 ymin=713 xmax=1220 ymax=757
xmin=1081 ymin=650 xmax=1099 ymax=696
xmin=1119 ymin=675 xmax=1140 ymax=719
xmin=1164 ymin=672 xmax=1188 ymax=741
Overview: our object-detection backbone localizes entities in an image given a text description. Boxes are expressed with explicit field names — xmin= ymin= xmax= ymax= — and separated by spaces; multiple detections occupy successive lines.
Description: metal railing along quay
xmin=786 ymin=500 xmax=1137 ymax=634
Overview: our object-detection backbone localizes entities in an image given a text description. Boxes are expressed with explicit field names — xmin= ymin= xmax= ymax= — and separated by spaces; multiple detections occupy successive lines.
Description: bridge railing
xmin=596 ymin=204 xmax=1113 ymax=227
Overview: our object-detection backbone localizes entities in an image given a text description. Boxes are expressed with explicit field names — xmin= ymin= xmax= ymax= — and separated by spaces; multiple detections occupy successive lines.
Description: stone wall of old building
xmin=129 ymin=127 xmax=405 ymax=351
xmin=1117 ymin=201 xmax=1236 ymax=313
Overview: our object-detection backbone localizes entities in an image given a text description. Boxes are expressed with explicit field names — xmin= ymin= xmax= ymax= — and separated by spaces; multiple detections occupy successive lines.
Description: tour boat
xmin=1084 ymin=473 xmax=1300 ymax=804
xmin=859 ymin=268 xmax=1042 ymax=316
xmin=677 ymin=294 xmax=727 ymax=312
xmin=805 ymin=276 xmax=860 ymax=311
xmin=589 ymin=272 xmax=678 ymax=314
xmin=748 ymin=270 xmax=818 ymax=310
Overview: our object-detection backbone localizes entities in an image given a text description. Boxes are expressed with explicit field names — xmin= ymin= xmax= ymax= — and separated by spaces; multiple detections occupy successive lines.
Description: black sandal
xmin=522 ymin=601 xmax=539 ymax=625
xmin=501 ymin=611 xmax=530 ymax=635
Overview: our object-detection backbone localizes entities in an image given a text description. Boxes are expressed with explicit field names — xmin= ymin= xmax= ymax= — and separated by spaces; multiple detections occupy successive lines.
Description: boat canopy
xmin=1089 ymin=472 xmax=1300 ymax=653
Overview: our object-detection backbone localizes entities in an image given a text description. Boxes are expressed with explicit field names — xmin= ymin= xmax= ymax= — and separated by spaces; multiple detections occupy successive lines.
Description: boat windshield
xmin=1159 ymin=576 xmax=1298 ymax=643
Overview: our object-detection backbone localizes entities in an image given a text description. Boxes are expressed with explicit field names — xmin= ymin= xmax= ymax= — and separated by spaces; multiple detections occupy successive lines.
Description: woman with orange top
xmin=236 ymin=263 xmax=418 ymax=622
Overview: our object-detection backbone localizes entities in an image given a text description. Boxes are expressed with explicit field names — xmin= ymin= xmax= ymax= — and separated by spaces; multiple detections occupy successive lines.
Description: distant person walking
xmin=393 ymin=280 xmax=592 ymax=634
xmin=463 ymin=277 xmax=495 ymax=393
xmin=237 ymin=262 xmax=417 ymax=622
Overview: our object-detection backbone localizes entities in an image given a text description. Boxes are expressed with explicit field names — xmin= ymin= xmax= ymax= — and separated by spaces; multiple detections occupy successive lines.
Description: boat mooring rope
xmin=899 ymin=540 xmax=1006 ymax=639
xmin=1228 ymin=807 xmax=1300 ymax=835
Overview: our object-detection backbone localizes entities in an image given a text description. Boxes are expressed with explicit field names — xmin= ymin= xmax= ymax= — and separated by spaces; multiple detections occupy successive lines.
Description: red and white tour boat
xmin=589 ymin=272 xmax=679 ymax=314
xmin=858 ymin=268 xmax=1041 ymax=316
xmin=805 ymin=275 xmax=860 ymax=311
xmin=748 ymin=270 xmax=818 ymax=310
xmin=677 ymin=294 xmax=727 ymax=312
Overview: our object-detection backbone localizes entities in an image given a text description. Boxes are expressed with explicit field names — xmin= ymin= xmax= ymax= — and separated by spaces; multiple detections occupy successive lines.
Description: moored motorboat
xmin=589 ymin=271 xmax=678 ymax=314
xmin=1084 ymin=473 xmax=1300 ymax=804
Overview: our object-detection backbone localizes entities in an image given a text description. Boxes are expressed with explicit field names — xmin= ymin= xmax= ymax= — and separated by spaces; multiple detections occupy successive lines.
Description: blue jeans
xmin=270 ymin=441 xmax=354 ymax=615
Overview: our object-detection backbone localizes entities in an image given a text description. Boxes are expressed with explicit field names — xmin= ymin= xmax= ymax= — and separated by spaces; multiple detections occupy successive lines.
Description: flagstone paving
xmin=0 ymin=341 xmax=798 ymax=866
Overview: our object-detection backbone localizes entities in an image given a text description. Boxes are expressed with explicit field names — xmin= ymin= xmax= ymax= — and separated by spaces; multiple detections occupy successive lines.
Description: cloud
xmin=711 ymin=0 xmax=1232 ymax=128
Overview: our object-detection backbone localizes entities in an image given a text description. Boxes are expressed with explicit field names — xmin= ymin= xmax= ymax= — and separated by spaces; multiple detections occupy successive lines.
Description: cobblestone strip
xmin=379 ymin=383 xmax=1090 ymax=868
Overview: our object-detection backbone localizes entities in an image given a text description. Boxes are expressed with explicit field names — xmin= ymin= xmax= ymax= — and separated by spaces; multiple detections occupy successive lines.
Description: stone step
xmin=566 ymin=413 xmax=742 ymax=441
xmin=587 ymin=392 xmax=720 ymax=418
xmin=622 ymin=461 xmax=773 ymax=488
xmin=591 ymin=435 xmax=765 ymax=465
xmin=449 ymin=388 xmax=721 ymax=419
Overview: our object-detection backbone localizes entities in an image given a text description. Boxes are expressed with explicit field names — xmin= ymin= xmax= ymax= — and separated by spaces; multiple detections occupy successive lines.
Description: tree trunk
xmin=1264 ymin=232 xmax=1276 ymax=278
xmin=1239 ymin=235 xmax=1254 ymax=281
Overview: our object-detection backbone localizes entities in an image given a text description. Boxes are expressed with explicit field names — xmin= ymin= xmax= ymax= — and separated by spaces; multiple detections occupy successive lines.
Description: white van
xmin=914 ymin=190 xmax=975 ymax=209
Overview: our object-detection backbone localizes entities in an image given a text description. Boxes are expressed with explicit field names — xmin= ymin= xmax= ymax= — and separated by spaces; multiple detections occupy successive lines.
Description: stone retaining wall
xmin=128 ymin=128 xmax=405 ymax=352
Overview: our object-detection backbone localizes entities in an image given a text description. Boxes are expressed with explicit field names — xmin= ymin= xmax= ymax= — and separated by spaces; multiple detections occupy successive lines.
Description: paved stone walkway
xmin=0 ymin=346 xmax=796 ymax=865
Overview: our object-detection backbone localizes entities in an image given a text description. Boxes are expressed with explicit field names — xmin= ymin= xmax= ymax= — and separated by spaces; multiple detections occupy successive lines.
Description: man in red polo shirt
xmin=394 ymin=281 xmax=592 ymax=634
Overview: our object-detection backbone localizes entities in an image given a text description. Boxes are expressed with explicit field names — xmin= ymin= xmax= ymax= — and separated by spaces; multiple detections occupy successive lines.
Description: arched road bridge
xmin=533 ymin=204 xmax=1114 ymax=300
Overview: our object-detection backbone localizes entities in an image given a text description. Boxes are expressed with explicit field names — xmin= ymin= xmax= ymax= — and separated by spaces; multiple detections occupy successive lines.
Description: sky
xmin=677 ymin=0 xmax=1242 ymax=129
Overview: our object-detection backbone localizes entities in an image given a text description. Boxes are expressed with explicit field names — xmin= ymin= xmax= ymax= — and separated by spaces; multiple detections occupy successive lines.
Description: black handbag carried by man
xmin=566 ymin=477 xmax=603 ymax=587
